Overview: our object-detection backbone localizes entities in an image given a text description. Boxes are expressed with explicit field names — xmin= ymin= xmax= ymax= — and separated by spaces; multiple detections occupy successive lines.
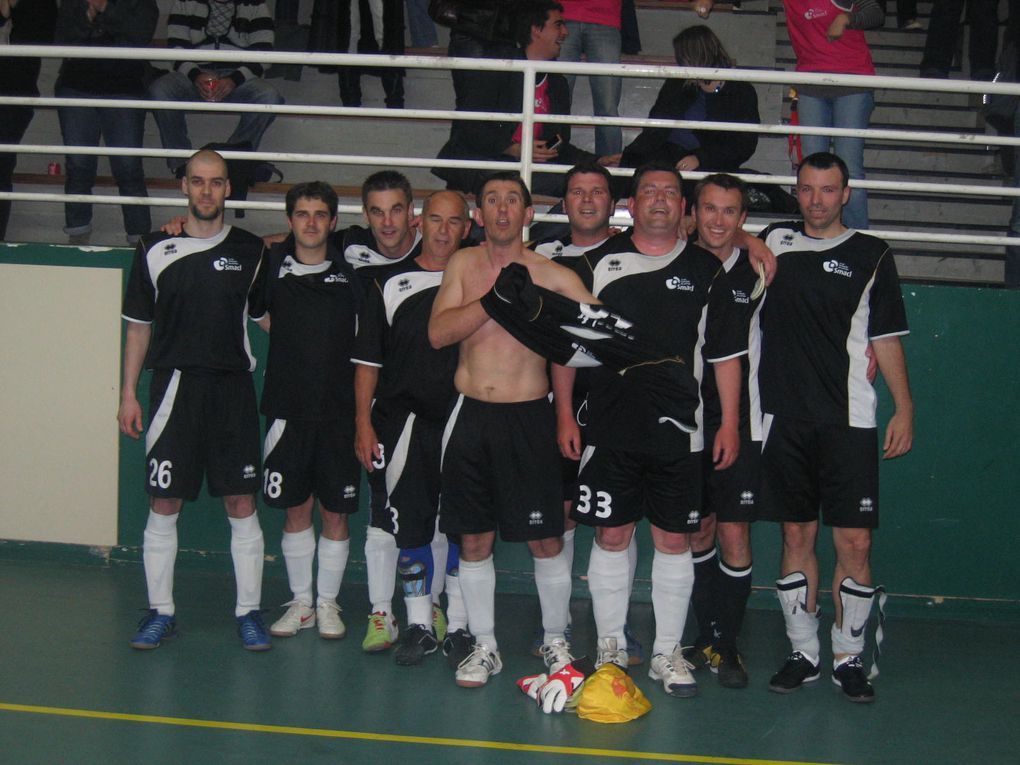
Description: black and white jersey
xmin=332 ymin=226 xmax=423 ymax=270
xmin=574 ymin=233 xmax=747 ymax=454
xmin=700 ymin=248 xmax=764 ymax=441
xmin=249 ymin=242 xmax=362 ymax=421
xmin=122 ymin=226 xmax=264 ymax=373
xmin=758 ymin=222 xmax=909 ymax=427
xmin=533 ymin=233 xmax=610 ymax=265
xmin=351 ymin=258 xmax=458 ymax=422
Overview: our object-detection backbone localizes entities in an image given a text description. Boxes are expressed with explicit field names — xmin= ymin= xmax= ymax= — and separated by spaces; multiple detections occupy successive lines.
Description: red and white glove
xmin=537 ymin=657 xmax=596 ymax=713
xmin=516 ymin=672 xmax=548 ymax=701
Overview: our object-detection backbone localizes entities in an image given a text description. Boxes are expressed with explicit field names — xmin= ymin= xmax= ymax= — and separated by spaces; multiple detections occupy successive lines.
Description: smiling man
xmin=119 ymin=149 xmax=270 ymax=651
xmin=758 ymin=152 xmax=914 ymax=703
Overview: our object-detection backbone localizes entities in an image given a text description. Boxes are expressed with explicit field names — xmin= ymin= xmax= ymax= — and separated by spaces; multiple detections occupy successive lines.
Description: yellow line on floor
xmin=0 ymin=702 xmax=840 ymax=765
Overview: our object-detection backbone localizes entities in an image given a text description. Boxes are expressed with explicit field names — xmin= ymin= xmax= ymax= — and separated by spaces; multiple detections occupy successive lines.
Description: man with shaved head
xmin=119 ymin=148 xmax=271 ymax=652
xmin=352 ymin=190 xmax=475 ymax=667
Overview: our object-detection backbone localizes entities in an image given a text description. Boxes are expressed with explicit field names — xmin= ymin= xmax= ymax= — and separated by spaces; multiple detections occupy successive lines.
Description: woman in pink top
xmin=785 ymin=0 xmax=884 ymax=229
xmin=558 ymin=0 xmax=623 ymax=156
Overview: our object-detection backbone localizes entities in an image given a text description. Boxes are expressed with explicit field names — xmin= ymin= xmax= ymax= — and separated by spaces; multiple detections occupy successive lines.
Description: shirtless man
xmin=428 ymin=171 xmax=598 ymax=688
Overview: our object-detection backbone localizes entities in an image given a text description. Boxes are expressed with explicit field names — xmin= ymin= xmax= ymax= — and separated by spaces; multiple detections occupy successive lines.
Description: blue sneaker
xmin=624 ymin=623 xmax=645 ymax=666
xmin=130 ymin=609 xmax=177 ymax=650
xmin=237 ymin=610 xmax=272 ymax=652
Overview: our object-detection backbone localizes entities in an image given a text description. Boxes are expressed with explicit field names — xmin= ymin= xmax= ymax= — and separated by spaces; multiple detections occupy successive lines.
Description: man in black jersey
xmin=758 ymin=153 xmax=914 ymax=703
xmin=119 ymin=149 xmax=270 ymax=651
xmin=352 ymin=190 xmax=473 ymax=667
xmin=248 ymin=182 xmax=362 ymax=643
xmin=553 ymin=163 xmax=745 ymax=699
xmin=681 ymin=174 xmax=764 ymax=690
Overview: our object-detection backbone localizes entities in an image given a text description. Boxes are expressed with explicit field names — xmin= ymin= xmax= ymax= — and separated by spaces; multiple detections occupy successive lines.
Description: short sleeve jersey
xmin=248 ymin=242 xmax=362 ymax=421
xmin=351 ymin=258 xmax=458 ymax=422
xmin=533 ymin=232 xmax=611 ymax=265
xmin=334 ymin=226 xmax=423 ymax=270
xmin=700 ymin=248 xmax=764 ymax=440
xmin=574 ymin=233 xmax=746 ymax=454
xmin=759 ymin=222 xmax=909 ymax=427
xmin=122 ymin=226 xmax=265 ymax=372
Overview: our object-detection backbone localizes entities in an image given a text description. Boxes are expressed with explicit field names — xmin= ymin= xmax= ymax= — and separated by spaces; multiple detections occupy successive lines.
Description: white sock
xmin=405 ymin=593 xmax=433 ymax=628
xmin=626 ymin=531 xmax=638 ymax=596
xmin=143 ymin=510 xmax=178 ymax=616
xmin=561 ymin=526 xmax=576 ymax=573
xmin=316 ymin=536 xmax=349 ymax=605
xmin=365 ymin=525 xmax=397 ymax=615
xmin=280 ymin=527 xmax=315 ymax=605
xmin=445 ymin=568 xmax=468 ymax=632
xmin=534 ymin=548 xmax=572 ymax=644
xmin=587 ymin=542 xmax=629 ymax=645
xmin=650 ymin=549 xmax=694 ymax=657
xmin=430 ymin=523 xmax=449 ymax=603
xmin=229 ymin=513 xmax=264 ymax=617
xmin=458 ymin=555 xmax=497 ymax=651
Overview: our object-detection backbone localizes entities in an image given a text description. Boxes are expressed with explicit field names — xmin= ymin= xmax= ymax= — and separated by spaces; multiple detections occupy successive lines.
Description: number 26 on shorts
xmin=575 ymin=485 xmax=613 ymax=519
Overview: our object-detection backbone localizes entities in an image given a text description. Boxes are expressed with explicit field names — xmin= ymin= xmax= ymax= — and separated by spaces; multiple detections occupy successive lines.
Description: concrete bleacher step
xmin=864 ymin=142 xmax=1002 ymax=174
xmin=869 ymin=193 xmax=1010 ymax=228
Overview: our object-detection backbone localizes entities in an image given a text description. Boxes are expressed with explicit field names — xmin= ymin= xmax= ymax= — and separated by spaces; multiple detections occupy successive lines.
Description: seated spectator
xmin=149 ymin=0 xmax=284 ymax=176
xmin=1 ymin=0 xmax=57 ymax=242
xmin=309 ymin=0 xmax=405 ymax=109
xmin=55 ymin=0 xmax=157 ymax=245
xmin=433 ymin=1 xmax=617 ymax=198
xmin=620 ymin=25 xmax=759 ymax=195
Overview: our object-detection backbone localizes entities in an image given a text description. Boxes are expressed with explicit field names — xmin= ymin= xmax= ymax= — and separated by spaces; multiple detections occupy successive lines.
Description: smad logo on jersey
xmin=823 ymin=259 xmax=852 ymax=278
xmin=213 ymin=257 xmax=243 ymax=272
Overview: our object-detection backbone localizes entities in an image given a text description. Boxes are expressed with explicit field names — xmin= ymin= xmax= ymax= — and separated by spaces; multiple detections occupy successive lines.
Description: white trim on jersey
xmin=439 ymin=393 xmax=465 ymax=472
xmin=263 ymin=418 xmax=287 ymax=460
xmin=345 ymin=229 xmax=422 ymax=270
xmin=382 ymin=269 xmax=444 ymax=327
xmin=578 ymin=444 xmax=596 ymax=473
xmin=847 ymin=271 xmax=878 ymax=428
xmin=869 ymin=329 xmax=910 ymax=341
xmin=747 ymin=300 xmax=765 ymax=443
xmin=691 ymin=301 xmax=708 ymax=453
xmin=385 ymin=413 xmax=416 ymax=501
xmin=535 ymin=236 xmax=610 ymax=261
xmin=590 ymin=239 xmax=687 ymax=298
xmin=148 ymin=226 xmax=233 ymax=304
xmin=277 ymin=255 xmax=333 ymax=278
xmin=121 ymin=315 xmax=152 ymax=325
xmin=350 ymin=357 xmax=383 ymax=368
xmin=146 ymin=369 xmax=182 ymax=455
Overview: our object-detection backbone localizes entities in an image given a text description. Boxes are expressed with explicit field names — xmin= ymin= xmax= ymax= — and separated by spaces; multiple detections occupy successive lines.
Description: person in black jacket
xmin=620 ymin=25 xmax=759 ymax=200
xmin=0 ymin=0 xmax=57 ymax=241
xmin=433 ymin=1 xmax=618 ymax=198
xmin=55 ymin=0 xmax=158 ymax=244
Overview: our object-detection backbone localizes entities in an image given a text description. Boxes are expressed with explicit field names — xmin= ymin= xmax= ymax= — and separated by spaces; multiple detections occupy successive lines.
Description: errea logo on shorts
xmin=823 ymin=259 xmax=852 ymax=278
xmin=666 ymin=276 xmax=695 ymax=291
xmin=859 ymin=497 xmax=874 ymax=512
xmin=213 ymin=257 xmax=243 ymax=272
xmin=688 ymin=509 xmax=700 ymax=522
xmin=529 ymin=511 xmax=544 ymax=526
xmin=343 ymin=485 xmax=357 ymax=499
xmin=243 ymin=464 xmax=257 ymax=480
xmin=740 ymin=490 xmax=755 ymax=505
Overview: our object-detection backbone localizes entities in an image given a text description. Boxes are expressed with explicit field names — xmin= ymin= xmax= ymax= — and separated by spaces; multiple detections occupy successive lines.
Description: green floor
xmin=0 ymin=557 xmax=1017 ymax=765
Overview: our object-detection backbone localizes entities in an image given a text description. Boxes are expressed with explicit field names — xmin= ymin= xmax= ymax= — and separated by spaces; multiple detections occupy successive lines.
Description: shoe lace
xmin=458 ymin=643 xmax=493 ymax=671
xmin=239 ymin=611 xmax=268 ymax=641
xmin=368 ymin=612 xmax=390 ymax=632
xmin=540 ymin=640 xmax=573 ymax=663
xmin=137 ymin=611 xmax=169 ymax=637
xmin=318 ymin=601 xmax=341 ymax=616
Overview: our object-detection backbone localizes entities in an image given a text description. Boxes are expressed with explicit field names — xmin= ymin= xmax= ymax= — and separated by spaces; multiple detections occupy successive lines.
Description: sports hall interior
xmin=1 ymin=2 xmax=1017 ymax=764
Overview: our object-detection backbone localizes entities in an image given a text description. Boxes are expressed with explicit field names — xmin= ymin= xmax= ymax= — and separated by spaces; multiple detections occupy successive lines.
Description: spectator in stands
xmin=405 ymin=0 xmax=438 ymax=48
xmin=149 ymin=0 xmax=285 ymax=176
xmin=433 ymin=1 xmax=617 ymax=198
xmin=441 ymin=0 xmax=518 ymax=109
xmin=920 ymin=0 xmax=999 ymax=80
xmin=309 ymin=0 xmax=405 ymax=109
xmin=0 ymin=0 xmax=57 ymax=242
xmin=55 ymin=0 xmax=157 ymax=245
xmin=620 ymin=25 xmax=759 ymax=198
xmin=785 ymin=0 xmax=884 ymax=230
xmin=558 ymin=0 xmax=624 ymax=156
xmin=883 ymin=0 xmax=921 ymax=30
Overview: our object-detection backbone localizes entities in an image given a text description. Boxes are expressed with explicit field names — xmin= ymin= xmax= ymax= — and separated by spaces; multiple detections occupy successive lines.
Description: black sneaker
xmin=394 ymin=624 xmax=438 ymax=666
xmin=768 ymin=651 xmax=820 ymax=693
xmin=714 ymin=646 xmax=749 ymax=689
xmin=682 ymin=639 xmax=717 ymax=671
xmin=442 ymin=628 xmax=473 ymax=670
xmin=832 ymin=656 xmax=875 ymax=703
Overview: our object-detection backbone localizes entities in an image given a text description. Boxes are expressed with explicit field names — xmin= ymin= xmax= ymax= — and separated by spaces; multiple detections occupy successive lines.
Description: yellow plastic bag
xmin=575 ymin=664 xmax=652 ymax=724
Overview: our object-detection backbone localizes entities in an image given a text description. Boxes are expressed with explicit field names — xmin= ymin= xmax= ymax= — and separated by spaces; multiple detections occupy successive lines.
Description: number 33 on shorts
xmin=575 ymin=485 xmax=613 ymax=518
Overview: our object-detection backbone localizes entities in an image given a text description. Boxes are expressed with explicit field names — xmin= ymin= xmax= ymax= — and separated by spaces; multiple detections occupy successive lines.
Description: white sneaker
xmin=455 ymin=644 xmax=503 ymax=688
xmin=539 ymin=637 xmax=574 ymax=673
xmin=595 ymin=636 xmax=628 ymax=669
xmin=649 ymin=649 xmax=698 ymax=698
xmin=269 ymin=600 xmax=315 ymax=637
xmin=316 ymin=600 xmax=346 ymax=640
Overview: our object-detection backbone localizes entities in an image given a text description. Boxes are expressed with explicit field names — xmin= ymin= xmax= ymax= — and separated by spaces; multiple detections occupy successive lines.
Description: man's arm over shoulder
xmin=428 ymin=247 xmax=490 ymax=349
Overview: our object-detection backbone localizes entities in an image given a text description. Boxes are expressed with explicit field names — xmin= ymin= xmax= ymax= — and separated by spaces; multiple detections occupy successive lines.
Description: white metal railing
xmin=2 ymin=45 xmax=1020 ymax=248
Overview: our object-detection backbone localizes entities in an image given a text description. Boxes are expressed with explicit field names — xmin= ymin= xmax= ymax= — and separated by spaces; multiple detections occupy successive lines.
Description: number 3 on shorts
xmin=576 ymin=484 xmax=613 ymax=519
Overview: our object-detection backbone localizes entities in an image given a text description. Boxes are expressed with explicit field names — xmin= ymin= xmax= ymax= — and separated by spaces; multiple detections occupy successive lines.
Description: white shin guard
xmin=143 ymin=510 xmax=179 ymax=616
xmin=831 ymin=576 xmax=875 ymax=657
xmin=229 ymin=513 xmax=265 ymax=617
xmin=365 ymin=525 xmax=398 ymax=614
xmin=776 ymin=571 xmax=820 ymax=663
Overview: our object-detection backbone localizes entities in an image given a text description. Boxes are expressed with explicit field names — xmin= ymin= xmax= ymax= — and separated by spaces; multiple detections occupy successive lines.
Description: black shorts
xmin=570 ymin=443 xmax=702 ymax=534
xmin=701 ymin=430 xmax=761 ymax=523
xmin=368 ymin=405 xmax=443 ymax=548
xmin=262 ymin=417 xmax=360 ymax=514
xmin=440 ymin=395 xmax=563 ymax=543
xmin=145 ymin=369 xmax=261 ymax=501
xmin=758 ymin=415 xmax=879 ymax=529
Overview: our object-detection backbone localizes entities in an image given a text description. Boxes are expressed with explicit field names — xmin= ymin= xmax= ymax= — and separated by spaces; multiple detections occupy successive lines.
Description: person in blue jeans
xmin=55 ymin=0 xmax=157 ymax=245
xmin=405 ymin=0 xmax=438 ymax=47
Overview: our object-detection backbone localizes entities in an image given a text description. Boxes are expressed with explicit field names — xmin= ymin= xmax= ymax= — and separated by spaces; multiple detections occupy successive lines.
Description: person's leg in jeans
xmin=101 ymin=101 xmax=151 ymax=240
xmin=0 ymin=104 xmax=34 ymax=240
xmin=223 ymin=76 xmax=285 ymax=151
xmin=56 ymin=87 xmax=101 ymax=237
xmin=920 ymin=0 xmax=964 ymax=76
xmin=965 ymin=0 xmax=1000 ymax=79
xmin=560 ymin=21 xmax=623 ymax=157
xmin=831 ymin=90 xmax=874 ymax=230
xmin=405 ymin=0 xmax=438 ymax=47
xmin=148 ymin=71 xmax=197 ymax=173
xmin=795 ymin=92 xmax=834 ymax=160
